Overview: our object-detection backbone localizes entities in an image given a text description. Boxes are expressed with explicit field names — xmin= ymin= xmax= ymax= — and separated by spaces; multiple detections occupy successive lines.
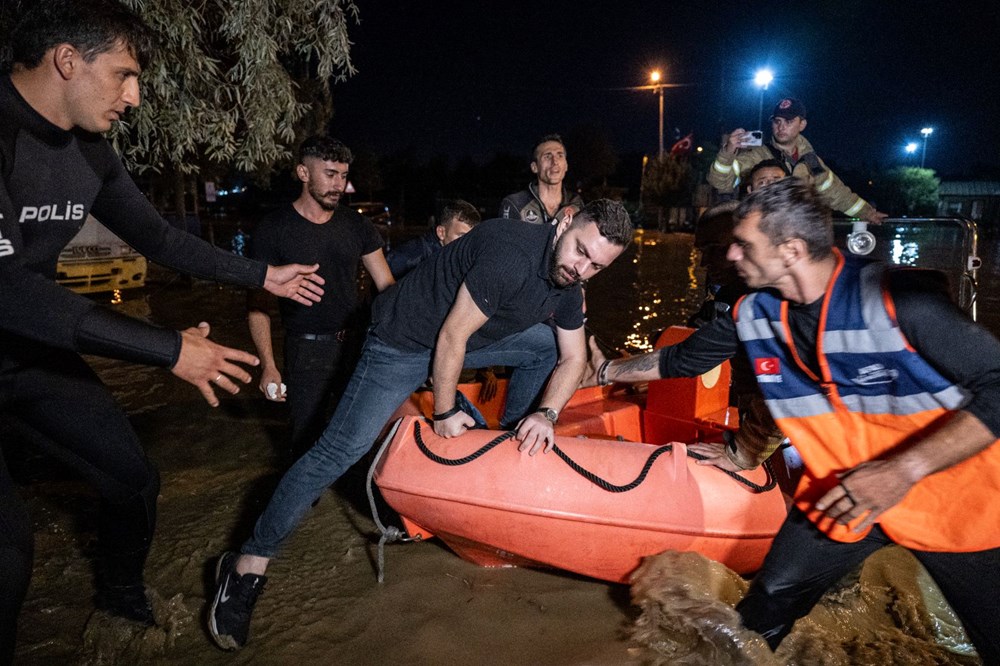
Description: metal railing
xmin=835 ymin=216 xmax=979 ymax=320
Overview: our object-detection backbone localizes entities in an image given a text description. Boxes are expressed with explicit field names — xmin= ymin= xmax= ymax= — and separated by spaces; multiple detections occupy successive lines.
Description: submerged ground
xmin=11 ymin=229 xmax=996 ymax=664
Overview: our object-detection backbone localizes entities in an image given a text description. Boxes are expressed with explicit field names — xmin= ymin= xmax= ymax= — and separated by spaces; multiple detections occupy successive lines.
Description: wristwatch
xmin=535 ymin=407 xmax=559 ymax=424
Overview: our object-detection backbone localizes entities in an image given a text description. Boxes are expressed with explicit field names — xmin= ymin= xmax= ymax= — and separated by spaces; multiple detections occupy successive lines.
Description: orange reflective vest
xmin=734 ymin=252 xmax=1000 ymax=551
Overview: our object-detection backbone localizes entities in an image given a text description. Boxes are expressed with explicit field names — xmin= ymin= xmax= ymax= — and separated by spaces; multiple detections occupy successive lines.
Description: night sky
xmin=328 ymin=1 xmax=999 ymax=178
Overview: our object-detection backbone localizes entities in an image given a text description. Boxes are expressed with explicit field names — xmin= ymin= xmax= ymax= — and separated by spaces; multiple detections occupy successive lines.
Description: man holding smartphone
xmin=708 ymin=98 xmax=886 ymax=223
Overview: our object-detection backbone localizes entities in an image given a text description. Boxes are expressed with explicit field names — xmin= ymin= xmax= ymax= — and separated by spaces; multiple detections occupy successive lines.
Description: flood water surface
xmin=12 ymin=228 xmax=996 ymax=664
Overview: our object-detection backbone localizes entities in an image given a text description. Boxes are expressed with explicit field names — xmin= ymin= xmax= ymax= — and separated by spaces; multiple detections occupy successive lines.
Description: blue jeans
xmin=242 ymin=323 xmax=557 ymax=558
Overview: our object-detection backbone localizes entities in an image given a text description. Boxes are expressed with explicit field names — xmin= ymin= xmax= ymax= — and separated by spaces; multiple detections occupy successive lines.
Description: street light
xmin=650 ymin=69 xmax=665 ymax=158
xmin=920 ymin=127 xmax=933 ymax=168
xmin=754 ymin=68 xmax=774 ymax=130
xmin=905 ymin=142 xmax=918 ymax=157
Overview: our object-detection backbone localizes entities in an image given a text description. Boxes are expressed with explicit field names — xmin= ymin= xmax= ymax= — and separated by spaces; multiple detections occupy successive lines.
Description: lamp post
xmin=905 ymin=142 xmax=918 ymax=160
xmin=920 ymin=127 xmax=933 ymax=168
xmin=754 ymin=68 xmax=774 ymax=130
xmin=650 ymin=70 xmax=665 ymax=158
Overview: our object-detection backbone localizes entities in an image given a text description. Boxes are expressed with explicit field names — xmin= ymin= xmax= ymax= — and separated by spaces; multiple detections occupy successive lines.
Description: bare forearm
xmin=890 ymin=410 xmax=997 ymax=483
xmin=247 ymin=310 xmax=277 ymax=369
xmin=538 ymin=356 xmax=587 ymax=411
xmin=432 ymin=332 xmax=466 ymax=413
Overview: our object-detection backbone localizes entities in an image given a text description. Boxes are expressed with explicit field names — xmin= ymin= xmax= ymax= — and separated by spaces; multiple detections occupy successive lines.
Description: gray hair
xmin=736 ymin=179 xmax=833 ymax=260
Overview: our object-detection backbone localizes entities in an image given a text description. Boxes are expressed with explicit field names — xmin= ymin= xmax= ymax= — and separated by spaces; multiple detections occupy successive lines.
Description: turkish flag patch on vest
xmin=754 ymin=357 xmax=783 ymax=383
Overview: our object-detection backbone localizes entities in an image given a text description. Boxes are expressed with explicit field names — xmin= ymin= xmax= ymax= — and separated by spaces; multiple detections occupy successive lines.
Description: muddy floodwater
xmin=11 ymin=229 xmax=997 ymax=664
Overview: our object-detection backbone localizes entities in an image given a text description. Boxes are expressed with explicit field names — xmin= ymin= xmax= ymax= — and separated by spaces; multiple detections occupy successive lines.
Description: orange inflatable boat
xmin=372 ymin=327 xmax=789 ymax=583
xmin=374 ymin=416 xmax=786 ymax=583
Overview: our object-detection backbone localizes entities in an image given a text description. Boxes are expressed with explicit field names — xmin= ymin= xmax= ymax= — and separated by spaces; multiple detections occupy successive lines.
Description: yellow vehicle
xmin=56 ymin=215 xmax=147 ymax=294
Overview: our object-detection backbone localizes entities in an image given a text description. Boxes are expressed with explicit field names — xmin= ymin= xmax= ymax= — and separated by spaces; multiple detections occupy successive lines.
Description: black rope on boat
xmin=413 ymin=421 xmax=517 ymax=464
xmin=412 ymin=420 xmax=776 ymax=494
xmin=550 ymin=441 xmax=675 ymax=492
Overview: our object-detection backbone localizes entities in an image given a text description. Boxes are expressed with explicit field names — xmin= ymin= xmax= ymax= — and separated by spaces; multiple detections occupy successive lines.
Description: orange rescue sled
xmin=374 ymin=415 xmax=787 ymax=583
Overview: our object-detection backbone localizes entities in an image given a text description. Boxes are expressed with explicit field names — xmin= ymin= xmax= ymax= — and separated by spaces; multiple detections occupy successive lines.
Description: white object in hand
xmin=266 ymin=382 xmax=287 ymax=400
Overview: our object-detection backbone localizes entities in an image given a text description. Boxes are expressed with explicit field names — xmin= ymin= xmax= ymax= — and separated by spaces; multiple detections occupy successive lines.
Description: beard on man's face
xmin=548 ymin=235 xmax=579 ymax=287
xmin=308 ymin=183 xmax=342 ymax=211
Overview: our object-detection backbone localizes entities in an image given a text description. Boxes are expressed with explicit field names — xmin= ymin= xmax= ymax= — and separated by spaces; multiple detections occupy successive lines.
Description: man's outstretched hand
xmin=264 ymin=263 xmax=325 ymax=305
xmin=172 ymin=322 xmax=259 ymax=407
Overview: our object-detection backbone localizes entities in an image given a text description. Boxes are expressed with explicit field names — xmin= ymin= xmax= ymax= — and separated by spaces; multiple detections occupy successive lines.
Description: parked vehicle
xmin=352 ymin=201 xmax=393 ymax=227
xmin=56 ymin=215 xmax=147 ymax=294
xmin=833 ymin=215 xmax=980 ymax=318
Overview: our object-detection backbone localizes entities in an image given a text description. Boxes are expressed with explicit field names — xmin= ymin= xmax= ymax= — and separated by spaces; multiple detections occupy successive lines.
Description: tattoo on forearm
xmin=612 ymin=352 xmax=660 ymax=380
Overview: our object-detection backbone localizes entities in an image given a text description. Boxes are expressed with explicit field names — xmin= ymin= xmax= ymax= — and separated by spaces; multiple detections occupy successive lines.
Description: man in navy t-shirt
xmin=209 ymin=200 xmax=634 ymax=650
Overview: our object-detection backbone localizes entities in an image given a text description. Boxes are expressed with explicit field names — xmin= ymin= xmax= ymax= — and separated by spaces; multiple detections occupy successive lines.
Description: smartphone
xmin=743 ymin=130 xmax=763 ymax=147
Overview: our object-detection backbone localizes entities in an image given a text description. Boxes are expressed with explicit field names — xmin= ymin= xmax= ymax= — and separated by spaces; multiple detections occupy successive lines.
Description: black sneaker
xmin=95 ymin=583 xmax=156 ymax=626
xmin=208 ymin=551 xmax=267 ymax=650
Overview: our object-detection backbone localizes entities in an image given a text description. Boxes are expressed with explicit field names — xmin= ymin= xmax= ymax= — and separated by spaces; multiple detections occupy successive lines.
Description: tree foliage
xmin=641 ymin=154 xmax=691 ymax=207
xmin=565 ymin=125 xmax=619 ymax=191
xmin=112 ymin=0 xmax=359 ymax=178
xmin=872 ymin=167 xmax=940 ymax=216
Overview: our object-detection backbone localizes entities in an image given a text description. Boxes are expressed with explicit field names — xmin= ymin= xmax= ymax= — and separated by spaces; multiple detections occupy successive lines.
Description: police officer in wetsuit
xmin=0 ymin=1 xmax=323 ymax=658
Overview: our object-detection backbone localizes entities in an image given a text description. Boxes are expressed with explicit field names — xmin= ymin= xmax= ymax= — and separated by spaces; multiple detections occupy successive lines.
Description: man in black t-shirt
xmin=248 ymin=136 xmax=394 ymax=457
xmin=209 ymin=200 xmax=634 ymax=650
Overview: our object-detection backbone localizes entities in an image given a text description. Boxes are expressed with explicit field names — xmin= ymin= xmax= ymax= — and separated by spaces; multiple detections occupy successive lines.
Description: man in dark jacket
xmin=387 ymin=199 xmax=480 ymax=279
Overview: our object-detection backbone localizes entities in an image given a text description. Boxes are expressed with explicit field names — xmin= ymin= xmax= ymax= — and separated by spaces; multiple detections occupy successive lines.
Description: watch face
xmin=539 ymin=408 xmax=558 ymax=422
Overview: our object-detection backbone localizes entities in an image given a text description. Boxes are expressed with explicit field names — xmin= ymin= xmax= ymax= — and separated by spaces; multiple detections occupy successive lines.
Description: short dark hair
xmin=298 ymin=135 xmax=353 ymax=165
xmin=572 ymin=199 xmax=634 ymax=248
xmin=736 ymin=179 xmax=833 ymax=260
xmin=439 ymin=200 xmax=481 ymax=227
xmin=532 ymin=133 xmax=565 ymax=162
xmin=12 ymin=0 xmax=155 ymax=70
xmin=749 ymin=159 xmax=789 ymax=182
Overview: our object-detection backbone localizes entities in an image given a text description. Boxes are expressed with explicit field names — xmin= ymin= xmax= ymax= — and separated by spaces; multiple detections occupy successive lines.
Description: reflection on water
xmin=891 ymin=238 xmax=921 ymax=266
xmin=588 ymin=226 xmax=1000 ymax=354
xmin=590 ymin=230 xmax=706 ymax=353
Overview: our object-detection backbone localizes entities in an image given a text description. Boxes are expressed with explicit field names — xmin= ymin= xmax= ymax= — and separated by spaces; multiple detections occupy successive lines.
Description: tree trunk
xmin=172 ymin=166 xmax=187 ymax=232
xmin=193 ymin=178 xmax=213 ymax=246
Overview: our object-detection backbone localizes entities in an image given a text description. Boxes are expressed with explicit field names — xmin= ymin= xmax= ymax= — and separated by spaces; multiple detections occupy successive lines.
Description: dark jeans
xmin=0 ymin=344 xmax=159 ymax=663
xmin=283 ymin=335 xmax=352 ymax=458
xmin=737 ymin=507 xmax=1000 ymax=664
xmin=243 ymin=323 xmax=558 ymax=558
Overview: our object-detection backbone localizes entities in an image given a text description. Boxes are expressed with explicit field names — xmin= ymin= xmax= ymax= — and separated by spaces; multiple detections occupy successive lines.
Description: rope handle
xmin=412 ymin=420 xmax=776 ymax=494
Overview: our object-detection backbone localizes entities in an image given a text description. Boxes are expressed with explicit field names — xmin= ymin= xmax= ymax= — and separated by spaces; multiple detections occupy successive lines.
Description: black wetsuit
xmin=0 ymin=75 xmax=267 ymax=659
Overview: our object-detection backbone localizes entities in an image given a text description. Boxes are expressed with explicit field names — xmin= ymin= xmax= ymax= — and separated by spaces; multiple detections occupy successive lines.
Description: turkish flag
xmin=754 ymin=357 xmax=781 ymax=375
xmin=670 ymin=133 xmax=693 ymax=155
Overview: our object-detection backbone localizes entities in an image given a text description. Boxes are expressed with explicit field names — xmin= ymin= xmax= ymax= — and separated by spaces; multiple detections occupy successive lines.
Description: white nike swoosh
xmin=219 ymin=576 xmax=231 ymax=603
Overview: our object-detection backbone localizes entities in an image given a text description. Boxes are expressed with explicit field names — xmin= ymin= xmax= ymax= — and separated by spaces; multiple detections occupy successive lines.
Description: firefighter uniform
xmin=709 ymin=135 xmax=874 ymax=220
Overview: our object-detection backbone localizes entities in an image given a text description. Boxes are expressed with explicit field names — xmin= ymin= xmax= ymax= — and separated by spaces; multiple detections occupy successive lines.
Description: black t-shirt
xmin=658 ymin=271 xmax=1000 ymax=437
xmin=249 ymin=204 xmax=383 ymax=334
xmin=371 ymin=218 xmax=584 ymax=351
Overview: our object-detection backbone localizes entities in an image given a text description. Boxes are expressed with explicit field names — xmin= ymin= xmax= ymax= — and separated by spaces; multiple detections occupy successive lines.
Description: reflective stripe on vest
xmin=735 ymin=252 xmax=1000 ymax=551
